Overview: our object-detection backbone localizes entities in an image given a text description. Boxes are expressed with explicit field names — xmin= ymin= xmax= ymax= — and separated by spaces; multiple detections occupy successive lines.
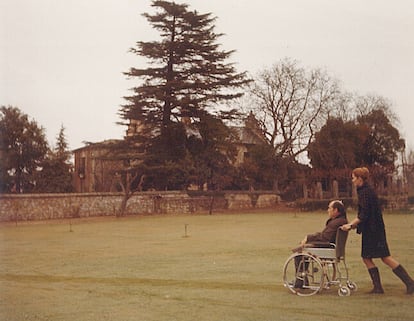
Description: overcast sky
xmin=1 ymin=0 xmax=414 ymax=152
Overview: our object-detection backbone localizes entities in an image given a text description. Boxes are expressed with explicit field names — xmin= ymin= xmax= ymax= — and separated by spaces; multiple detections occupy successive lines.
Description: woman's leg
xmin=381 ymin=256 xmax=399 ymax=269
xmin=382 ymin=256 xmax=414 ymax=294
xmin=363 ymin=258 xmax=384 ymax=293
xmin=362 ymin=258 xmax=375 ymax=268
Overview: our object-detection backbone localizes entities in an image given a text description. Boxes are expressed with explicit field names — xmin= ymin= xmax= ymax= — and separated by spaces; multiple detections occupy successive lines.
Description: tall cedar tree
xmin=120 ymin=0 xmax=250 ymax=152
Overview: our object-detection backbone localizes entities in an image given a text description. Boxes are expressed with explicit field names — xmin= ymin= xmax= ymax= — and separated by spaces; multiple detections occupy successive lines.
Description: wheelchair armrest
xmin=291 ymin=245 xmax=304 ymax=253
xmin=291 ymin=242 xmax=335 ymax=253
xmin=304 ymin=242 xmax=335 ymax=249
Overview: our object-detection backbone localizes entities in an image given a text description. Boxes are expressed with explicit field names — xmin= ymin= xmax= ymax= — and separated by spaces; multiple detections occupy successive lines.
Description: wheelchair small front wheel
xmin=338 ymin=286 xmax=351 ymax=296
xmin=347 ymin=281 xmax=358 ymax=292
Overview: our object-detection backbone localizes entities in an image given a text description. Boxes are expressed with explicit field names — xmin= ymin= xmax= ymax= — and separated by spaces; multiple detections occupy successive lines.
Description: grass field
xmin=1 ymin=210 xmax=413 ymax=321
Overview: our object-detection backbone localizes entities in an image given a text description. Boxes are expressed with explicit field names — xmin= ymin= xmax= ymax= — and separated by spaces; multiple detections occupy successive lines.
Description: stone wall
xmin=0 ymin=191 xmax=281 ymax=222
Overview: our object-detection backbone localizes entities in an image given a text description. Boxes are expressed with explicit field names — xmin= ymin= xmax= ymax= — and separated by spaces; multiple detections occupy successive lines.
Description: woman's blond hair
xmin=352 ymin=167 xmax=370 ymax=181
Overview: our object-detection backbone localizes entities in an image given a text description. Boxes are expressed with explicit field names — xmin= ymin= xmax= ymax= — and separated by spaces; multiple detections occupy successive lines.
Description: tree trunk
xmin=118 ymin=192 xmax=130 ymax=217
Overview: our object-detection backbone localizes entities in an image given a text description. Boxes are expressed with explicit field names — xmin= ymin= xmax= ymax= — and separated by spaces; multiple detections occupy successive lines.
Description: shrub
xmin=296 ymin=198 xmax=355 ymax=212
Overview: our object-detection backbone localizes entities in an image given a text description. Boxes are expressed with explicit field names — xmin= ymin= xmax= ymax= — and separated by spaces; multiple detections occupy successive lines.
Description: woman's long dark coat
xmin=356 ymin=183 xmax=391 ymax=258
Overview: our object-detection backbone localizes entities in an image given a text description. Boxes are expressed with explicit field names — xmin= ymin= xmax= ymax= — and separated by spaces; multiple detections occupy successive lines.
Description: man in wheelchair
xmin=293 ymin=200 xmax=348 ymax=288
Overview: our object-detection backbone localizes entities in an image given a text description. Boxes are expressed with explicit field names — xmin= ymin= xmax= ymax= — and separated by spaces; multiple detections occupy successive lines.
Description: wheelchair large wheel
xmin=283 ymin=253 xmax=324 ymax=296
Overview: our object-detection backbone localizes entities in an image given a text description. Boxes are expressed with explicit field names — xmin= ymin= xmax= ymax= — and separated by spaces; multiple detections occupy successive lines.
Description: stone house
xmin=230 ymin=112 xmax=267 ymax=166
xmin=72 ymin=113 xmax=267 ymax=193
xmin=72 ymin=139 xmax=124 ymax=193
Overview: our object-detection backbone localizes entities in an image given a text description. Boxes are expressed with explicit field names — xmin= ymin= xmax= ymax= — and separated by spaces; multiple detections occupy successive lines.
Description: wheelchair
xmin=283 ymin=229 xmax=357 ymax=296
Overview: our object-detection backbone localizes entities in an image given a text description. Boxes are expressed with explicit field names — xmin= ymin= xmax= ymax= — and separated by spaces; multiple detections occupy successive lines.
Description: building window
xmin=79 ymin=157 xmax=86 ymax=178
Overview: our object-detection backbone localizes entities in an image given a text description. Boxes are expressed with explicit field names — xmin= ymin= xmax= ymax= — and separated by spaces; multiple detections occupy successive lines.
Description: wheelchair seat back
xmin=304 ymin=229 xmax=348 ymax=259
xmin=335 ymin=228 xmax=348 ymax=258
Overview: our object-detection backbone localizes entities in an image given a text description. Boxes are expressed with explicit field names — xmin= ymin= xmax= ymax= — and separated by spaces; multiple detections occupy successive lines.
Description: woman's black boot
xmin=368 ymin=267 xmax=384 ymax=294
xmin=393 ymin=265 xmax=414 ymax=295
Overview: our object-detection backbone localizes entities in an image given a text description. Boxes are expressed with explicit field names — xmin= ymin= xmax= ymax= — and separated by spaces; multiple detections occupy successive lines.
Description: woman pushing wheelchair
xmin=341 ymin=167 xmax=414 ymax=295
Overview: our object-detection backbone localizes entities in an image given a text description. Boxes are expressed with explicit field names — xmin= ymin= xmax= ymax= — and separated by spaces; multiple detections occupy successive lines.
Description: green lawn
xmin=1 ymin=210 xmax=413 ymax=321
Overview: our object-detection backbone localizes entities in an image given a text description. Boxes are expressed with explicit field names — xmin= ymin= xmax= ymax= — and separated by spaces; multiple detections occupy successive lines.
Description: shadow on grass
xmin=0 ymin=273 xmax=280 ymax=292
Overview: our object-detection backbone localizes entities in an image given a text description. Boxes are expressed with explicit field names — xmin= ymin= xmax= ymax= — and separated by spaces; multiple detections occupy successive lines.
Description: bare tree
xmin=326 ymin=91 xmax=355 ymax=121
xmin=248 ymin=58 xmax=341 ymax=161
xmin=353 ymin=94 xmax=399 ymax=125
xmin=326 ymin=92 xmax=399 ymax=127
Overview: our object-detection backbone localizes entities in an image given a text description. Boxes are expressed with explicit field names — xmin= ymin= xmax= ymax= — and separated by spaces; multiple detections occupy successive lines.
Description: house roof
xmin=72 ymin=139 xmax=123 ymax=152
xmin=231 ymin=126 xmax=267 ymax=145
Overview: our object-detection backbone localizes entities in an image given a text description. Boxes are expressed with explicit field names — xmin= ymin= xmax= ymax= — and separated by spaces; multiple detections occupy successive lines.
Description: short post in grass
xmin=183 ymin=224 xmax=189 ymax=238
xmin=67 ymin=204 xmax=80 ymax=232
